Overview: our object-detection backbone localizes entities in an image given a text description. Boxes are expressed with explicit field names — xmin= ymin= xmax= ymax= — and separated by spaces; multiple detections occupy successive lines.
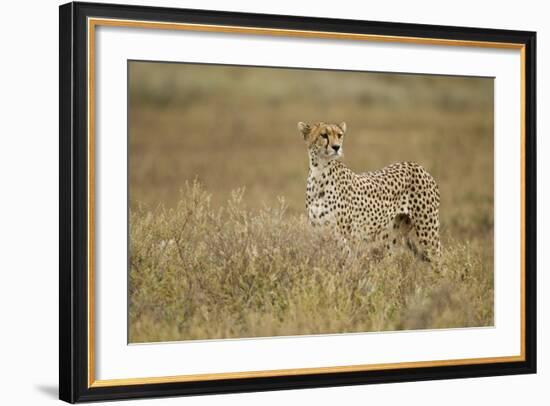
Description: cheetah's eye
xmin=321 ymin=133 xmax=328 ymax=139
xmin=337 ymin=133 xmax=343 ymax=138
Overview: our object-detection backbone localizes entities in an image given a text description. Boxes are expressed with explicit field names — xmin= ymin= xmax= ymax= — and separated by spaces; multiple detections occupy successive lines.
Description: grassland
xmin=128 ymin=62 xmax=494 ymax=343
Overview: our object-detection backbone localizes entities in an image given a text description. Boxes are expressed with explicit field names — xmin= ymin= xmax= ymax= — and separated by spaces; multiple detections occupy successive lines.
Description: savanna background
xmin=128 ymin=61 xmax=494 ymax=343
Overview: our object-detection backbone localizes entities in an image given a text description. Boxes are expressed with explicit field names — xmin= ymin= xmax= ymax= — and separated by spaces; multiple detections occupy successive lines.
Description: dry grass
xmin=129 ymin=183 xmax=493 ymax=342
xmin=128 ymin=62 xmax=494 ymax=343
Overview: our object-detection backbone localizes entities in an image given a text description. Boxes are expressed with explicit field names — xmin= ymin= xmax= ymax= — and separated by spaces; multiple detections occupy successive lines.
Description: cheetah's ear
xmin=297 ymin=122 xmax=311 ymax=140
xmin=338 ymin=121 xmax=347 ymax=133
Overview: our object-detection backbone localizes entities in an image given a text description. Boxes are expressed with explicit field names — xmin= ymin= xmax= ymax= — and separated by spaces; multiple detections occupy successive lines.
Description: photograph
xmin=127 ymin=61 xmax=495 ymax=343
xmin=56 ymin=2 xmax=537 ymax=402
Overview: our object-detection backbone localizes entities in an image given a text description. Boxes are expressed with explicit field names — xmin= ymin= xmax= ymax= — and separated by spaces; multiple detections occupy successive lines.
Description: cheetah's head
xmin=297 ymin=121 xmax=347 ymax=161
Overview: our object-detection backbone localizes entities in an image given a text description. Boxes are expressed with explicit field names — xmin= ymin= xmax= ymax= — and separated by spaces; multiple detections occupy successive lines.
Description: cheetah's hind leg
xmin=364 ymin=214 xmax=415 ymax=262
xmin=387 ymin=213 xmax=414 ymax=258
xmin=389 ymin=212 xmax=441 ymax=265
xmin=407 ymin=214 xmax=441 ymax=264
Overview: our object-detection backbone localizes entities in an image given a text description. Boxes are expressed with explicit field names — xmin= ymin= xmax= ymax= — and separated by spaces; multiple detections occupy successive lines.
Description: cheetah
xmin=298 ymin=121 xmax=441 ymax=261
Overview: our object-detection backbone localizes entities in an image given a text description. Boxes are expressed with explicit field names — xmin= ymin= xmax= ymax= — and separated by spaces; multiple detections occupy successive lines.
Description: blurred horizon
xmin=129 ymin=60 xmax=493 ymax=239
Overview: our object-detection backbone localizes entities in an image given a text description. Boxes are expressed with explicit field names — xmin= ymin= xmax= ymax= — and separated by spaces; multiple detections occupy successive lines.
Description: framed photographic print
xmin=59 ymin=1 xmax=537 ymax=403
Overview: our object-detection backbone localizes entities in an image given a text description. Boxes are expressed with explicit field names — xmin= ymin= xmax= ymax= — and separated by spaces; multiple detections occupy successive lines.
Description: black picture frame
xmin=59 ymin=1 xmax=537 ymax=403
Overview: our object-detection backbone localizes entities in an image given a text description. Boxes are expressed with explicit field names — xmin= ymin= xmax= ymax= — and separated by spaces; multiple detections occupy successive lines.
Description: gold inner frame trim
xmin=87 ymin=17 xmax=527 ymax=388
xmin=90 ymin=355 xmax=524 ymax=388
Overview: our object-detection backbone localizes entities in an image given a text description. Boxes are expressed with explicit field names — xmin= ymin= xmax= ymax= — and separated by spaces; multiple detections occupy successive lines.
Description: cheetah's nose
xmin=332 ymin=145 xmax=340 ymax=152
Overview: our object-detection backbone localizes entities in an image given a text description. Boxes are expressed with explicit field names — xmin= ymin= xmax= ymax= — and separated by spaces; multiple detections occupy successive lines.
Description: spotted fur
xmin=298 ymin=121 xmax=441 ymax=261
